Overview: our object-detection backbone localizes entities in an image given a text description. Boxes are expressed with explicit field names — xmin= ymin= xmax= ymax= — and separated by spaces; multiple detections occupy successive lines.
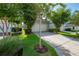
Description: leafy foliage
xmin=50 ymin=6 xmax=71 ymax=31
xmin=20 ymin=4 xmax=39 ymax=29
xmin=71 ymin=10 xmax=79 ymax=26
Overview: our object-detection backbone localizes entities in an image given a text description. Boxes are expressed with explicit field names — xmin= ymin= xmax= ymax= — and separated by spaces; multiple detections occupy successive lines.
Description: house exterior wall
xmin=49 ymin=23 xmax=55 ymax=29
xmin=32 ymin=14 xmax=48 ymax=32
xmin=60 ymin=22 xmax=79 ymax=31
xmin=0 ymin=14 xmax=54 ymax=33
xmin=74 ymin=26 xmax=79 ymax=30
xmin=0 ymin=22 xmax=50 ymax=33
xmin=32 ymin=23 xmax=48 ymax=32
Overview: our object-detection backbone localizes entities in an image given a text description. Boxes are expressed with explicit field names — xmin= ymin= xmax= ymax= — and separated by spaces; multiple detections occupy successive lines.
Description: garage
xmin=32 ymin=23 xmax=48 ymax=32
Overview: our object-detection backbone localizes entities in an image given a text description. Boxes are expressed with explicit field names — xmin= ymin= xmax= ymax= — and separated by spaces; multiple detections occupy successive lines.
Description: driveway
xmin=35 ymin=32 xmax=79 ymax=56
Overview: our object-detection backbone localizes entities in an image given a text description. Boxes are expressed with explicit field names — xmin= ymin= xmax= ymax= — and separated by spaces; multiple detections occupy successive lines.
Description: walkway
xmin=35 ymin=32 xmax=79 ymax=56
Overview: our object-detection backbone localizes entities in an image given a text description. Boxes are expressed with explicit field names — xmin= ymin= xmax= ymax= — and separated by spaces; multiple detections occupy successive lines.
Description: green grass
xmin=0 ymin=33 xmax=57 ymax=56
xmin=18 ymin=34 xmax=57 ymax=56
xmin=58 ymin=32 xmax=79 ymax=39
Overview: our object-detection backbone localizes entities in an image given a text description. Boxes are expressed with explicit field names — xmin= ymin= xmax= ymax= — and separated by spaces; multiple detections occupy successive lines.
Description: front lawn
xmin=58 ymin=32 xmax=79 ymax=40
xmin=19 ymin=34 xmax=57 ymax=56
xmin=0 ymin=33 xmax=57 ymax=56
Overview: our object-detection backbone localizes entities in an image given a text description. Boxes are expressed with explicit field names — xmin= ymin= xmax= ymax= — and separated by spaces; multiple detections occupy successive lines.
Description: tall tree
xmin=0 ymin=3 xmax=21 ymax=37
xmin=0 ymin=3 xmax=10 ymax=37
xmin=71 ymin=10 xmax=79 ymax=35
xmin=50 ymin=5 xmax=71 ymax=32
xmin=20 ymin=3 xmax=41 ymax=34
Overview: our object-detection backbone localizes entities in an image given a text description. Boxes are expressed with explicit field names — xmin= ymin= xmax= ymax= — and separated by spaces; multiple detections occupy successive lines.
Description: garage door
xmin=32 ymin=23 xmax=48 ymax=32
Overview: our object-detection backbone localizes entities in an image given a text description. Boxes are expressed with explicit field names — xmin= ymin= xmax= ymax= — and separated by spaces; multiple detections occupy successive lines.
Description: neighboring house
xmin=0 ymin=17 xmax=55 ymax=33
xmin=1 ymin=18 xmax=79 ymax=33
xmin=60 ymin=22 xmax=79 ymax=31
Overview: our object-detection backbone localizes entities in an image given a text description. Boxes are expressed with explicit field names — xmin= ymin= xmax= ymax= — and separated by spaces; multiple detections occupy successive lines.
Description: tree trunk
xmin=55 ymin=27 xmax=60 ymax=33
xmin=4 ymin=20 xmax=9 ymax=37
xmin=3 ymin=16 xmax=9 ymax=37
xmin=15 ymin=23 xmax=17 ymax=27
xmin=2 ymin=21 xmax=5 ymax=39
xmin=0 ymin=20 xmax=5 ymax=39
xmin=9 ymin=23 xmax=13 ymax=38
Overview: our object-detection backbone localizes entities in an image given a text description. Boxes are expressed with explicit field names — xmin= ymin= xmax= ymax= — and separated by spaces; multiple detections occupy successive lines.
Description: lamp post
xmin=35 ymin=12 xmax=48 ymax=53
xmin=39 ymin=11 xmax=47 ymax=48
xmin=39 ymin=12 xmax=43 ymax=48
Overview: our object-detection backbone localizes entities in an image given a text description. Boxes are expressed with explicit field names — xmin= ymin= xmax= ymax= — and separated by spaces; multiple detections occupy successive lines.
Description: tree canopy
xmin=71 ymin=10 xmax=79 ymax=26
xmin=50 ymin=5 xmax=71 ymax=31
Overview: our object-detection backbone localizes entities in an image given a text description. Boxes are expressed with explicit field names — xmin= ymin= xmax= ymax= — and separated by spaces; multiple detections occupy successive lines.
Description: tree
xmin=20 ymin=4 xmax=41 ymax=34
xmin=43 ymin=3 xmax=66 ymax=20
xmin=0 ymin=3 xmax=10 ymax=38
xmin=8 ymin=4 xmax=25 ymax=37
xmin=71 ymin=10 xmax=79 ymax=26
xmin=70 ymin=10 xmax=79 ymax=35
xmin=50 ymin=6 xmax=71 ymax=32
xmin=0 ymin=4 xmax=21 ymax=37
xmin=42 ymin=3 xmax=68 ymax=32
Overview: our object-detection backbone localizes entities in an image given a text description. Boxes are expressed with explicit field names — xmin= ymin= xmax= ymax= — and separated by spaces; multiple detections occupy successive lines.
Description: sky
xmin=65 ymin=3 xmax=79 ymax=13
xmin=53 ymin=3 xmax=79 ymax=13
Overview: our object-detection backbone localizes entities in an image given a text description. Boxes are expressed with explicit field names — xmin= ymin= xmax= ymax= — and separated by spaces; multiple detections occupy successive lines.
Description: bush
xmin=48 ymin=29 xmax=53 ymax=32
xmin=0 ymin=37 xmax=23 ymax=56
xmin=24 ymin=29 xmax=32 ymax=34
xmin=11 ymin=27 xmax=22 ymax=35
xmin=11 ymin=27 xmax=22 ymax=32
xmin=48 ymin=29 xmax=57 ymax=32
xmin=71 ymin=30 xmax=79 ymax=32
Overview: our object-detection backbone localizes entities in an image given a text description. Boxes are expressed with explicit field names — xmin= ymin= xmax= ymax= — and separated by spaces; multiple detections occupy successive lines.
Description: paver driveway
xmin=35 ymin=32 xmax=79 ymax=56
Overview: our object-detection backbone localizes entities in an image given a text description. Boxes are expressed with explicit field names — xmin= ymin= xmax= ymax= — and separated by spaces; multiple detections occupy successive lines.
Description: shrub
xmin=0 ymin=37 xmax=23 ymax=56
xmin=48 ymin=29 xmax=53 ymax=32
xmin=11 ymin=27 xmax=22 ymax=35
xmin=48 ymin=29 xmax=57 ymax=32
xmin=11 ymin=27 xmax=22 ymax=32
xmin=71 ymin=30 xmax=79 ymax=32
xmin=24 ymin=29 xmax=32 ymax=34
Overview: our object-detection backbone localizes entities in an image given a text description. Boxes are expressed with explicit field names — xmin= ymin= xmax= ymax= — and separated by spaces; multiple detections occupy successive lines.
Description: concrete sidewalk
xmin=35 ymin=32 xmax=79 ymax=56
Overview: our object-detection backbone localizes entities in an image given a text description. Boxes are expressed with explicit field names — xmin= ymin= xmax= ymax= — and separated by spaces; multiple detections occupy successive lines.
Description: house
xmin=60 ymin=22 xmax=79 ymax=31
xmin=1 ymin=17 xmax=79 ymax=34
xmin=32 ymin=15 xmax=55 ymax=32
xmin=0 ymin=17 xmax=55 ymax=34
